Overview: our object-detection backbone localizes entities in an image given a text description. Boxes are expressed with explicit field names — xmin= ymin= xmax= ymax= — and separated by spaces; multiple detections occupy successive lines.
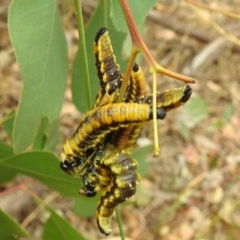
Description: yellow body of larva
xmin=110 ymin=63 xmax=147 ymax=150
xmin=60 ymin=27 xmax=193 ymax=236
xmin=61 ymin=102 xmax=157 ymax=168
xmin=93 ymin=28 xmax=123 ymax=108
xmin=95 ymin=148 xmax=140 ymax=235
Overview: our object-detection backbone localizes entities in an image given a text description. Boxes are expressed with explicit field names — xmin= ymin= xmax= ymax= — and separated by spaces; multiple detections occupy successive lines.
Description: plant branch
xmin=118 ymin=48 xmax=139 ymax=102
xmin=115 ymin=207 xmax=125 ymax=240
xmin=118 ymin=0 xmax=197 ymax=84
xmin=74 ymin=0 xmax=92 ymax=110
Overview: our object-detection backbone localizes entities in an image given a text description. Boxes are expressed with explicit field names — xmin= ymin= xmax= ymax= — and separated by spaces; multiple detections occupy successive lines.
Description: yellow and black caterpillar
xmin=93 ymin=27 xmax=123 ymax=108
xmin=109 ymin=63 xmax=147 ymax=150
xmin=96 ymin=150 xmax=140 ymax=235
xmin=60 ymin=27 xmax=193 ymax=236
xmin=79 ymin=85 xmax=192 ymax=194
xmin=80 ymin=145 xmax=140 ymax=235
xmin=80 ymin=146 xmax=112 ymax=197
xmin=60 ymin=102 xmax=166 ymax=174
xmin=110 ymin=84 xmax=192 ymax=151
xmin=77 ymin=86 xmax=191 ymax=235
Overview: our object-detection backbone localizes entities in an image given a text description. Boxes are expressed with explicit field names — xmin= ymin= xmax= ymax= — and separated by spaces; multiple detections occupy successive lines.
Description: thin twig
xmin=115 ymin=207 xmax=125 ymax=240
xmin=74 ymin=0 xmax=92 ymax=110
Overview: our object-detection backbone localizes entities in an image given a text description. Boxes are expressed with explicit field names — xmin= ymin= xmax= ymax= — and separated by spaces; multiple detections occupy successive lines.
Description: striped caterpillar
xmin=60 ymin=102 xmax=166 ymax=174
xmin=60 ymin=27 xmax=193 ymax=236
xmin=110 ymin=84 xmax=192 ymax=151
xmin=97 ymin=150 xmax=140 ymax=235
xmin=93 ymin=27 xmax=123 ymax=108
xmin=80 ymin=145 xmax=140 ymax=235
xmin=80 ymin=146 xmax=112 ymax=197
xmin=78 ymin=85 xmax=191 ymax=235
xmin=109 ymin=63 xmax=146 ymax=150
xmin=61 ymin=28 xmax=149 ymax=173
xmin=60 ymin=85 xmax=191 ymax=175
xmin=79 ymin=85 xmax=191 ymax=193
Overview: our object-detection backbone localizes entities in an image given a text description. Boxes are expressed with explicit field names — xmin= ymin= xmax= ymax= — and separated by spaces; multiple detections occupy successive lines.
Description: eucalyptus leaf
xmin=131 ymin=145 xmax=152 ymax=177
xmin=0 ymin=151 xmax=80 ymax=196
xmin=185 ymin=97 xmax=209 ymax=126
xmin=111 ymin=0 xmax=158 ymax=32
xmin=0 ymin=209 xmax=28 ymax=239
xmin=8 ymin=0 xmax=68 ymax=152
xmin=73 ymin=195 xmax=99 ymax=218
xmin=2 ymin=110 xmax=15 ymax=141
xmin=0 ymin=142 xmax=17 ymax=183
xmin=43 ymin=209 xmax=85 ymax=240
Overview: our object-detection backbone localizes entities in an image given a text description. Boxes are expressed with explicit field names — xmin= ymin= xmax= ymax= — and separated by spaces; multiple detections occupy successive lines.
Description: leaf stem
xmin=152 ymin=71 xmax=160 ymax=156
xmin=115 ymin=206 xmax=125 ymax=240
xmin=118 ymin=48 xmax=139 ymax=102
xmin=118 ymin=0 xmax=197 ymax=83
xmin=74 ymin=0 xmax=92 ymax=109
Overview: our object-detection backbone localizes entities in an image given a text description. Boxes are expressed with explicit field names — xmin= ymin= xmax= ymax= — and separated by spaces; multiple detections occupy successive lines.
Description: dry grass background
xmin=0 ymin=0 xmax=240 ymax=239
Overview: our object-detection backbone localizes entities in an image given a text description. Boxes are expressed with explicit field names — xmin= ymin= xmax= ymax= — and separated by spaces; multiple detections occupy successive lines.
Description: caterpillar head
xmin=60 ymin=152 xmax=85 ymax=175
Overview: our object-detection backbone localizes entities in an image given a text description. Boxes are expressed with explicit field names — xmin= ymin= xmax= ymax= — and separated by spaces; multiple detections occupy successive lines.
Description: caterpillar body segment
xmin=94 ymin=88 xmax=120 ymax=108
xmin=94 ymin=27 xmax=123 ymax=108
xmin=80 ymin=163 xmax=112 ymax=197
xmin=125 ymin=85 xmax=192 ymax=150
xmin=111 ymin=85 xmax=192 ymax=151
xmin=94 ymin=88 xmax=105 ymax=109
xmin=80 ymin=146 xmax=113 ymax=197
xmin=61 ymin=102 xmax=166 ymax=169
xmin=96 ymin=149 xmax=140 ymax=235
xmin=125 ymin=63 xmax=146 ymax=103
xmin=138 ymin=85 xmax=192 ymax=111
xmin=60 ymin=85 xmax=192 ymax=175
xmin=124 ymin=122 xmax=145 ymax=151
xmin=110 ymin=63 xmax=147 ymax=150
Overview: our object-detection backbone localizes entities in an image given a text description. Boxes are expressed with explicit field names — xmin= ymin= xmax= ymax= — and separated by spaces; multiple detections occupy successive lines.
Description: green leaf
xmin=131 ymin=145 xmax=152 ymax=177
xmin=44 ymin=118 xmax=60 ymax=151
xmin=33 ymin=117 xmax=59 ymax=151
xmin=2 ymin=110 xmax=15 ymax=142
xmin=0 ymin=142 xmax=17 ymax=183
xmin=0 ymin=209 xmax=28 ymax=239
xmin=33 ymin=117 xmax=50 ymax=150
xmin=0 ymin=142 xmax=14 ymax=159
xmin=223 ymin=104 xmax=234 ymax=123
xmin=0 ymin=151 xmax=81 ymax=196
xmin=73 ymin=195 xmax=99 ymax=218
xmin=111 ymin=0 xmax=159 ymax=32
xmin=72 ymin=0 xmax=126 ymax=112
xmin=43 ymin=208 xmax=85 ymax=240
xmin=185 ymin=97 xmax=209 ymax=126
xmin=8 ymin=0 xmax=68 ymax=152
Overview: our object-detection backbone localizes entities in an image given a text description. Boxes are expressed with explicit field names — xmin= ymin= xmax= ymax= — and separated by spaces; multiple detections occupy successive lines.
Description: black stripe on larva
xmin=94 ymin=28 xmax=123 ymax=105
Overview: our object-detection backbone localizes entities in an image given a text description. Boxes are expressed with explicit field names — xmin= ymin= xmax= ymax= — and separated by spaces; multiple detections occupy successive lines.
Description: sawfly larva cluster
xmin=60 ymin=27 xmax=192 ymax=235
